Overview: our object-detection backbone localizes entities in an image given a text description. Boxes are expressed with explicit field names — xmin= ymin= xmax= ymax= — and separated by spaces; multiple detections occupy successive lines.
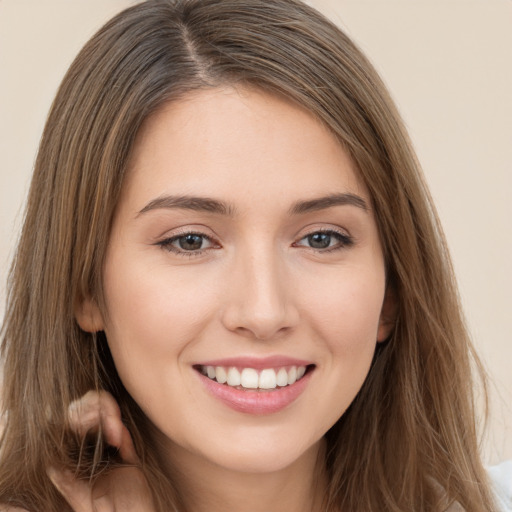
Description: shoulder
xmin=487 ymin=460 xmax=512 ymax=512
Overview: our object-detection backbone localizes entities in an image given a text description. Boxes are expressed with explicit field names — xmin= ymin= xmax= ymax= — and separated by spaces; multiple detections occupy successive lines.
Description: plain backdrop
xmin=0 ymin=0 xmax=510 ymax=463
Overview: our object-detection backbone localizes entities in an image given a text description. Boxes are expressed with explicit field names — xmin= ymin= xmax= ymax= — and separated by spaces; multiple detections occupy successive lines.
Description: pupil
xmin=309 ymin=233 xmax=331 ymax=249
xmin=179 ymin=234 xmax=203 ymax=250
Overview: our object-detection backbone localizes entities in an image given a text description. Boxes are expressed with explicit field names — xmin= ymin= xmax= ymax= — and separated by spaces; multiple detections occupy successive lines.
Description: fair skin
xmin=49 ymin=86 xmax=394 ymax=511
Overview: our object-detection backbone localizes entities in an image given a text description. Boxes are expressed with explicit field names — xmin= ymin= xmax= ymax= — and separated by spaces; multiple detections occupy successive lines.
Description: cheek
xmin=104 ymin=256 xmax=217 ymax=341
xmin=299 ymin=263 xmax=386 ymax=350
xmin=296 ymin=264 xmax=385 ymax=416
xmin=100 ymin=255 xmax=221 ymax=398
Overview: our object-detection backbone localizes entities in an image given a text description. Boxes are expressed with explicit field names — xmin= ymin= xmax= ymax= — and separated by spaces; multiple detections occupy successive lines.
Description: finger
xmin=68 ymin=391 xmax=103 ymax=437
xmin=68 ymin=391 xmax=139 ymax=465
xmin=47 ymin=466 xmax=94 ymax=512
xmin=117 ymin=422 xmax=139 ymax=465
xmin=100 ymin=413 xmax=138 ymax=465
xmin=95 ymin=392 xmax=139 ymax=464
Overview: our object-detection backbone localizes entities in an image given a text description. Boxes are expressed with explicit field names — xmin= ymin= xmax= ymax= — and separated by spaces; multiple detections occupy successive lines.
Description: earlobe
xmin=75 ymin=296 xmax=104 ymax=333
xmin=377 ymin=286 xmax=397 ymax=342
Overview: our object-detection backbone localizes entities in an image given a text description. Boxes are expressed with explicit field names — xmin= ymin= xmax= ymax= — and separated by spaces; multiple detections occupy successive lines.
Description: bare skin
xmin=45 ymin=391 xmax=325 ymax=512
xmin=0 ymin=392 xmax=154 ymax=511
xmin=39 ymin=87 xmax=393 ymax=511
xmin=48 ymin=392 xmax=155 ymax=512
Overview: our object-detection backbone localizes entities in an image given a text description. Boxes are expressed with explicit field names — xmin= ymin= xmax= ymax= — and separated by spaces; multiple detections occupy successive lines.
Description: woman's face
xmin=79 ymin=87 xmax=393 ymax=475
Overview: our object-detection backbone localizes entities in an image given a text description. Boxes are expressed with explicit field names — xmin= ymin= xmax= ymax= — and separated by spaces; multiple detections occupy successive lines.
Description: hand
xmin=47 ymin=391 xmax=156 ymax=512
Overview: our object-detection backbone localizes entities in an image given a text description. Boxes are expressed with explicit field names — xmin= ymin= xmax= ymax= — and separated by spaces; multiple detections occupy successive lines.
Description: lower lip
xmin=197 ymin=369 xmax=313 ymax=415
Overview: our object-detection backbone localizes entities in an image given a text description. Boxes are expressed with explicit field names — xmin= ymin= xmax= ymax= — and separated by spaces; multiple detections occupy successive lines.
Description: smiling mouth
xmin=194 ymin=364 xmax=314 ymax=391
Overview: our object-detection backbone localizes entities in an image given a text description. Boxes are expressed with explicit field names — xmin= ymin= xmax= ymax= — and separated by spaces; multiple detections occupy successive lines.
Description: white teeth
xmin=202 ymin=365 xmax=308 ymax=390
xmin=215 ymin=366 xmax=227 ymax=384
xmin=227 ymin=367 xmax=241 ymax=386
xmin=240 ymin=368 xmax=259 ymax=389
xmin=276 ymin=368 xmax=288 ymax=387
xmin=259 ymin=368 xmax=277 ymax=389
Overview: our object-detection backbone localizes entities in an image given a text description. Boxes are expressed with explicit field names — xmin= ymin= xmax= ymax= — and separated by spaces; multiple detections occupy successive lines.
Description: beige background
xmin=0 ymin=1 xmax=510 ymax=463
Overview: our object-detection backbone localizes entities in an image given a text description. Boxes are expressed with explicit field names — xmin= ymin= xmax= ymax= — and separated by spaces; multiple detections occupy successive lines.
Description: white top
xmin=489 ymin=460 xmax=512 ymax=511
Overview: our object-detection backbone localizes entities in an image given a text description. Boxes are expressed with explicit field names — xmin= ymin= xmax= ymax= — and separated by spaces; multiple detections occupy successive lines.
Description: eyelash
xmin=293 ymin=229 xmax=354 ymax=252
xmin=156 ymin=231 xmax=218 ymax=257
xmin=156 ymin=229 xmax=353 ymax=257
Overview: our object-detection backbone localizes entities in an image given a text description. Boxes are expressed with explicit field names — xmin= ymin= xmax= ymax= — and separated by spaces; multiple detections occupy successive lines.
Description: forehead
xmin=122 ymin=86 xmax=368 ymax=210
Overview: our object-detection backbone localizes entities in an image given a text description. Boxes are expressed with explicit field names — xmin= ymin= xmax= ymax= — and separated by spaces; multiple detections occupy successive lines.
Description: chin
xmin=200 ymin=434 xmax=322 ymax=475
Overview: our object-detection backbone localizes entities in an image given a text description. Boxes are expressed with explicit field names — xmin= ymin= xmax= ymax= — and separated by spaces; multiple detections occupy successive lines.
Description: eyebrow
xmin=289 ymin=193 xmax=369 ymax=215
xmin=137 ymin=195 xmax=235 ymax=217
xmin=137 ymin=192 xmax=369 ymax=217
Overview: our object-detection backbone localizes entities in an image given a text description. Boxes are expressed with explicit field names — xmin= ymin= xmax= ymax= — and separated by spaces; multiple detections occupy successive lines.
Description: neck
xmin=156 ymin=436 xmax=328 ymax=512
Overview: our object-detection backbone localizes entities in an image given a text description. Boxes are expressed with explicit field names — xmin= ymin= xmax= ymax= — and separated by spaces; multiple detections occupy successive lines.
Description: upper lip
xmin=194 ymin=356 xmax=313 ymax=370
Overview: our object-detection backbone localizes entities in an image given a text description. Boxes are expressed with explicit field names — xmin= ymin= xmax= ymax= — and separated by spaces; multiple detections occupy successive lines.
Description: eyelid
xmin=293 ymin=227 xmax=354 ymax=251
xmin=154 ymin=228 xmax=221 ymax=257
xmin=153 ymin=224 xmax=353 ymax=257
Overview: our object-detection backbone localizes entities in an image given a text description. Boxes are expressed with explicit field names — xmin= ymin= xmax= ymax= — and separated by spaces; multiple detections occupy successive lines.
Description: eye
xmin=294 ymin=230 xmax=353 ymax=251
xmin=156 ymin=232 xmax=217 ymax=255
xmin=175 ymin=234 xmax=208 ymax=251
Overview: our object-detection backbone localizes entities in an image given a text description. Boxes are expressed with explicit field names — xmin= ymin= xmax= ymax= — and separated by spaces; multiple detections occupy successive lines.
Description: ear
xmin=377 ymin=285 xmax=397 ymax=342
xmin=75 ymin=295 xmax=105 ymax=333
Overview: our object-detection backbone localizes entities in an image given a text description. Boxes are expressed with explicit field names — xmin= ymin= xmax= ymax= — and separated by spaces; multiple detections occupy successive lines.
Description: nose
xmin=220 ymin=245 xmax=300 ymax=340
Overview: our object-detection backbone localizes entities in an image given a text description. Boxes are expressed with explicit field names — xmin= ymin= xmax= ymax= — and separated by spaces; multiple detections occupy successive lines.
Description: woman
xmin=0 ymin=0 xmax=508 ymax=510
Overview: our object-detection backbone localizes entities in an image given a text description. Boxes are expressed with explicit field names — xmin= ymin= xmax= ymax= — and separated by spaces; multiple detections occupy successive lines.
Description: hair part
xmin=0 ymin=0 xmax=496 ymax=510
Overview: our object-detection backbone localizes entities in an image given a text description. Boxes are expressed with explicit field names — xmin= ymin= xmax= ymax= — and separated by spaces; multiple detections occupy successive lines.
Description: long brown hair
xmin=0 ymin=0 xmax=496 ymax=510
